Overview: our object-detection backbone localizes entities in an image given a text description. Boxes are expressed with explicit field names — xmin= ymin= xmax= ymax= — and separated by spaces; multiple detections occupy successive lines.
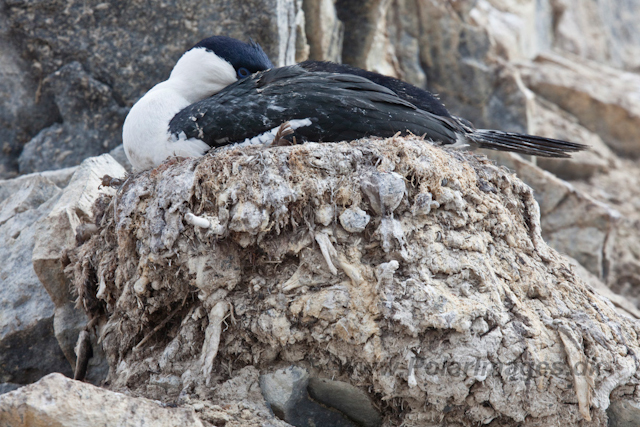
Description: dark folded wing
xmin=299 ymin=60 xmax=453 ymax=118
xmin=168 ymin=65 xmax=462 ymax=148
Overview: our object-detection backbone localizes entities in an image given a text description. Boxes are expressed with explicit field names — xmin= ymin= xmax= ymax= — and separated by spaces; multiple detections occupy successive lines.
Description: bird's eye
xmin=237 ymin=67 xmax=250 ymax=79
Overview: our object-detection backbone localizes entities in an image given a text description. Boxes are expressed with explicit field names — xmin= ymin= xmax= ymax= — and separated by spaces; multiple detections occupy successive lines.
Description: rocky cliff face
xmin=1 ymin=1 xmax=640 ymax=426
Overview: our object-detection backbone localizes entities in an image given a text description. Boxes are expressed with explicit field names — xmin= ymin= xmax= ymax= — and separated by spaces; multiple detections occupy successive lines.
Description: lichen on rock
xmin=67 ymin=136 xmax=640 ymax=426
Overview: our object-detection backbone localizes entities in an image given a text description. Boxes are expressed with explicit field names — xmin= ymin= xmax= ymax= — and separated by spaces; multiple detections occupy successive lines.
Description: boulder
xmin=18 ymin=62 xmax=128 ymax=174
xmin=302 ymin=0 xmax=343 ymax=62
xmin=0 ymin=171 xmax=72 ymax=385
xmin=551 ymin=0 xmax=640 ymax=72
xmin=519 ymin=53 xmax=640 ymax=157
xmin=32 ymin=154 xmax=125 ymax=383
xmin=0 ymin=373 xmax=204 ymax=427
xmin=68 ymin=137 xmax=640 ymax=425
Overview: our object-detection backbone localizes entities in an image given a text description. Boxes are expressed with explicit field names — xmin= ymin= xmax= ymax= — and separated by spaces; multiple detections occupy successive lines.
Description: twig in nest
xmin=272 ymin=121 xmax=295 ymax=146
xmin=74 ymin=330 xmax=93 ymax=381
xmin=133 ymin=294 xmax=188 ymax=352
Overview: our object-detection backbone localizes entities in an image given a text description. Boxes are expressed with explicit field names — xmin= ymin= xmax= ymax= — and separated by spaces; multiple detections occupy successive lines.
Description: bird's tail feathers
xmin=468 ymin=129 xmax=588 ymax=158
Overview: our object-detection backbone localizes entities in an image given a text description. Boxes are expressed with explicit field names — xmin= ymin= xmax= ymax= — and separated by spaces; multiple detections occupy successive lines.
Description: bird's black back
xmin=299 ymin=61 xmax=452 ymax=118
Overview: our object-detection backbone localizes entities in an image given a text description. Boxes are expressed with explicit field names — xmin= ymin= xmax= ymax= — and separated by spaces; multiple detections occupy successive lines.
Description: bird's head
xmin=168 ymin=35 xmax=273 ymax=102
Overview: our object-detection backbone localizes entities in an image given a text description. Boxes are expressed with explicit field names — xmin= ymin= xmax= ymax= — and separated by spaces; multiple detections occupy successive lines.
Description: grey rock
xmin=0 ymin=383 xmax=21 ymax=395
xmin=260 ymin=366 xmax=309 ymax=418
xmin=335 ymin=0 xmax=386 ymax=68
xmin=391 ymin=0 xmax=528 ymax=132
xmin=0 ymin=315 xmax=72 ymax=384
xmin=308 ymin=377 xmax=381 ymax=427
xmin=0 ymin=13 xmax=59 ymax=179
xmin=0 ymin=373 xmax=205 ymax=427
xmin=32 ymin=154 xmax=124 ymax=383
xmin=18 ymin=62 xmax=128 ymax=174
xmin=260 ymin=367 xmax=357 ymax=427
xmin=0 ymin=173 xmax=72 ymax=384
xmin=519 ymin=53 xmax=640 ymax=158
xmin=33 ymin=154 xmax=125 ymax=308
xmin=302 ymin=0 xmax=343 ymax=62
xmin=0 ymin=174 xmax=60 ymax=226
xmin=5 ymin=0 xmax=301 ymax=104
xmin=339 ymin=206 xmax=370 ymax=233
xmin=360 ymin=172 xmax=406 ymax=215
xmin=108 ymin=145 xmax=133 ymax=173
xmin=54 ymin=303 xmax=109 ymax=384
xmin=607 ymin=399 xmax=640 ymax=427
xmin=0 ymin=167 xmax=77 ymax=204
xmin=552 ymin=0 xmax=640 ymax=72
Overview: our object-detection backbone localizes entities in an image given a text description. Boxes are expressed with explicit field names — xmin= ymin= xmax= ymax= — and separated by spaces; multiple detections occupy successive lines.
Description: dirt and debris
xmin=67 ymin=136 xmax=640 ymax=426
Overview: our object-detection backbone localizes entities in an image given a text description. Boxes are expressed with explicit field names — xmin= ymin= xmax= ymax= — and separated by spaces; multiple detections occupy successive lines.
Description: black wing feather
xmin=298 ymin=60 xmax=453 ymax=118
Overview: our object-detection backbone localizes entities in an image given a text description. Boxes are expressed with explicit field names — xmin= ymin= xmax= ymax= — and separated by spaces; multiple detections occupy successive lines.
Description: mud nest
xmin=67 ymin=136 xmax=640 ymax=426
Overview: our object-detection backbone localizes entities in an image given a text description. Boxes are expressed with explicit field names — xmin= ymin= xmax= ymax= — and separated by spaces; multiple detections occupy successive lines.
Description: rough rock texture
xmin=0 ymin=155 xmax=130 ymax=390
xmin=18 ymin=62 xmax=128 ymax=174
xmin=550 ymin=0 xmax=640 ymax=73
xmin=32 ymin=154 xmax=125 ymax=383
xmin=0 ymin=170 xmax=73 ymax=385
xmin=0 ymin=20 xmax=59 ymax=179
xmin=68 ymin=137 xmax=640 ymax=426
xmin=0 ymin=373 xmax=205 ymax=427
xmin=302 ymin=0 xmax=343 ymax=62
xmin=518 ymin=53 xmax=640 ymax=158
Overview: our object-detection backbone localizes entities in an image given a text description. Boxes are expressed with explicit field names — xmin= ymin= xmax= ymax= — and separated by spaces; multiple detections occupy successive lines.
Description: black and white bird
xmin=123 ymin=36 xmax=587 ymax=171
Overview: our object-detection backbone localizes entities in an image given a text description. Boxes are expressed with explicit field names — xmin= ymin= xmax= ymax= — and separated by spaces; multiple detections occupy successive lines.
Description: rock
xmin=0 ymin=172 xmax=72 ymax=384
xmin=519 ymin=53 xmax=640 ymax=157
xmin=0 ymin=167 xmax=77 ymax=204
xmin=260 ymin=366 xmax=371 ymax=427
xmin=33 ymin=154 xmax=125 ymax=308
xmin=607 ymin=399 xmax=640 ymax=427
xmin=302 ymin=0 xmax=343 ymax=62
xmin=260 ymin=366 xmax=309 ymax=420
xmin=339 ymin=206 xmax=370 ymax=233
xmin=31 ymin=154 xmax=124 ymax=383
xmin=551 ymin=0 xmax=640 ymax=72
xmin=360 ymin=171 xmax=406 ymax=215
xmin=335 ymin=0 xmax=387 ymax=68
xmin=5 ymin=0 xmax=301 ymax=105
xmin=0 ymin=373 xmax=205 ymax=427
xmin=0 ymin=17 xmax=59 ymax=179
xmin=307 ymin=377 xmax=382 ymax=427
xmin=406 ymin=0 xmax=530 ymax=132
xmin=0 ymin=174 xmax=60 ymax=226
xmin=0 ymin=383 xmax=20 ymax=395
xmin=68 ymin=137 xmax=640 ymax=425
xmin=18 ymin=62 xmax=128 ymax=174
